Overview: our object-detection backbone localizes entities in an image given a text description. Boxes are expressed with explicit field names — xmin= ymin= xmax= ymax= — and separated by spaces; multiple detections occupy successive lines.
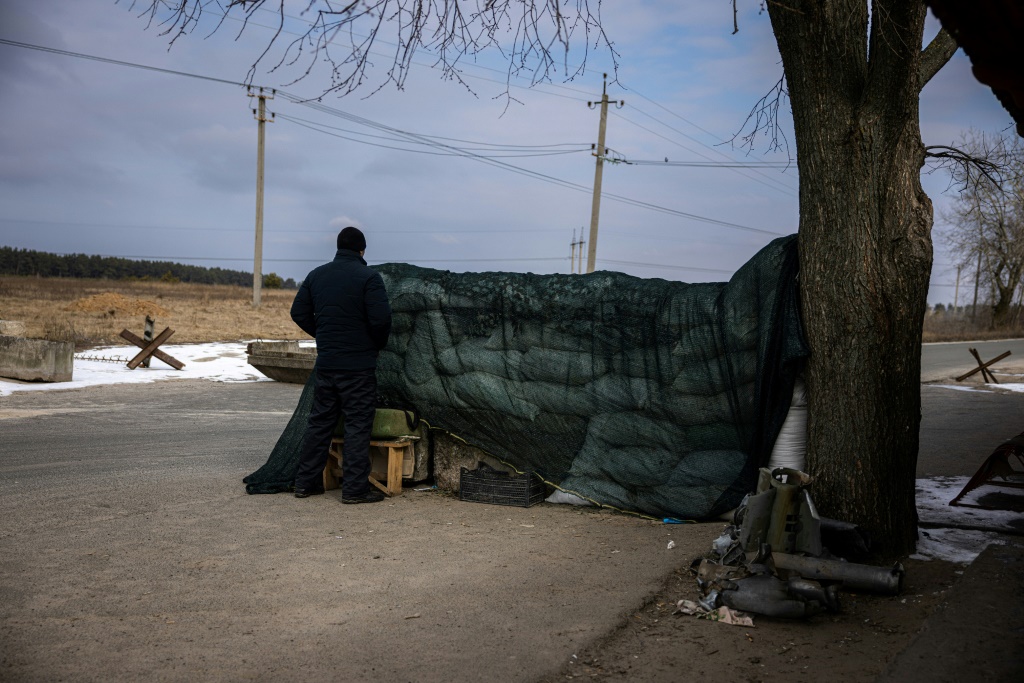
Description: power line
xmin=44 ymin=252 xmax=569 ymax=265
xmin=0 ymin=217 xmax=559 ymax=234
xmin=276 ymin=114 xmax=588 ymax=158
xmin=0 ymin=38 xmax=246 ymax=88
xmin=241 ymin=0 xmax=778 ymax=181
xmin=279 ymin=94 xmax=786 ymax=237
xmin=243 ymin=2 xmax=787 ymax=191
xmin=296 ymin=1 xmax=802 ymax=194
xmin=371 ymin=257 xmax=568 ymax=264
xmin=280 ymin=87 xmax=795 ymax=227
xmin=0 ymin=38 xmax=589 ymax=159
xmin=619 ymin=86 xmax=799 ymax=195
xmin=278 ymin=113 xmax=589 ymax=151
xmin=614 ymin=158 xmax=793 ymax=168
xmin=0 ymin=38 xmax=785 ymax=238
xmin=239 ymin=1 xmax=797 ymax=195
xmin=598 ymin=259 xmax=734 ymax=275
xmin=626 ymin=88 xmax=726 ymax=146
xmin=275 ymin=114 xmax=589 ymax=151
xmin=610 ymin=110 xmax=797 ymax=197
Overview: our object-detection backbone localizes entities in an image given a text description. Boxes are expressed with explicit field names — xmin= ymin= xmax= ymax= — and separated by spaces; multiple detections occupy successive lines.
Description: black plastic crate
xmin=459 ymin=465 xmax=546 ymax=508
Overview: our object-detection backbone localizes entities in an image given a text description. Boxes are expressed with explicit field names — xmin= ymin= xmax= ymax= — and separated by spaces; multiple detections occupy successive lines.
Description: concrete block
xmin=0 ymin=335 xmax=74 ymax=382
xmin=432 ymin=432 xmax=514 ymax=493
xmin=0 ymin=321 xmax=27 ymax=337
xmin=245 ymin=341 xmax=315 ymax=384
xmin=411 ymin=433 xmax=430 ymax=482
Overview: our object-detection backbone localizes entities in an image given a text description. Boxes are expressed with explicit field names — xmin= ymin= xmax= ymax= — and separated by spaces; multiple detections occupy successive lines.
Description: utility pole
xmin=570 ymin=228 xmax=577 ymax=274
xmin=586 ymin=74 xmax=623 ymax=274
xmin=249 ymin=86 xmax=275 ymax=309
xmin=954 ymin=265 xmax=961 ymax=309
xmin=576 ymin=230 xmax=586 ymax=274
xmin=569 ymin=228 xmax=586 ymax=274
xmin=577 ymin=229 xmax=585 ymax=272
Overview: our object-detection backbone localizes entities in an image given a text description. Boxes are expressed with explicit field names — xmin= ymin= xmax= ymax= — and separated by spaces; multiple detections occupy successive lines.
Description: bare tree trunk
xmin=994 ymin=287 xmax=1013 ymax=327
xmin=992 ymin=263 xmax=1024 ymax=327
xmin=768 ymin=0 xmax=941 ymax=558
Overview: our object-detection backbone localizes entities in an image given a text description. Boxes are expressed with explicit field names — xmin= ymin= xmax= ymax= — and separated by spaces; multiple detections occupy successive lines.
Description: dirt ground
xmin=540 ymin=557 xmax=960 ymax=682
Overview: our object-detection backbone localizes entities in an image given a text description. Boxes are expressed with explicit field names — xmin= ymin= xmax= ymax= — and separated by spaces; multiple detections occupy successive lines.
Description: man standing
xmin=290 ymin=226 xmax=392 ymax=503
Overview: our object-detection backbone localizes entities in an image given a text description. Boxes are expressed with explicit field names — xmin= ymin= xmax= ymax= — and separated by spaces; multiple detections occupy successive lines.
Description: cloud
xmin=173 ymin=124 xmax=254 ymax=194
xmin=0 ymin=0 xmax=1011 ymax=301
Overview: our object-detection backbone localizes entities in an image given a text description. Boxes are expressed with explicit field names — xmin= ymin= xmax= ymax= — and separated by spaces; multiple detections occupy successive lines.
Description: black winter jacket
xmin=290 ymin=249 xmax=392 ymax=370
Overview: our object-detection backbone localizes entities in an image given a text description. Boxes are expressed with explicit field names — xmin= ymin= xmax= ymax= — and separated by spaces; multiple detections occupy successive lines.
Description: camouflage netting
xmin=246 ymin=235 xmax=807 ymax=520
xmin=244 ymin=377 xmax=317 ymax=494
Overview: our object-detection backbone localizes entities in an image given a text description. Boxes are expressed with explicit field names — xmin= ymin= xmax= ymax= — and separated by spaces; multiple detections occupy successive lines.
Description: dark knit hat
xmin=337 ymin=226 xmax=366 ymax=252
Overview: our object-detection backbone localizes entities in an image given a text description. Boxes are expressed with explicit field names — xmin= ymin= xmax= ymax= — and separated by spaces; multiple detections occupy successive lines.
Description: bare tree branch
xmin=729 ymin=74 xmax=790 ymax=157
xmin=925 ymin=144 xmax=1001 ymax=189
xmin=918 ymin=27 xmax=958 ymax=91
xmin=124 ymin=1 xmax=617 ymax=100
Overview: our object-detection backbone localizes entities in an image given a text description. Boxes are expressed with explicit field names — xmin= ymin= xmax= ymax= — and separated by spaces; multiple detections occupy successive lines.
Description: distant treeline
xmin=0 ymin=246 xmax=296 ymax=288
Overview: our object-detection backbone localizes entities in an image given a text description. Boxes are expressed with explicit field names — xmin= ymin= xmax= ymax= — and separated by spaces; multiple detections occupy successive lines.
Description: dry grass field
xmin=0 ymin=275 xmax=307 ymax=350
xmin=922 ymin=313 xmax=1024 ymax=343
xmin=1 ymin=274 xmax=1020 ymax=350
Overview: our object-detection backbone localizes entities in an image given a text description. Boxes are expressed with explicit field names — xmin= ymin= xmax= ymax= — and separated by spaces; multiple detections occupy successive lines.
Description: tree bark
xmin=767 ymin=0 xmax=939 ymax=558
xmin=993 ymin=263 xmax=1023 ymax=327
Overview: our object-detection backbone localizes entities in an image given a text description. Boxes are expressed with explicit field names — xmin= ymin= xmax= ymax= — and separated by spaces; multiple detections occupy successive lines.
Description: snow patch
xmin=0 ymin=341 xmax=293 ymax=396
xmin=932 ymin=382 xmax=1024 ymax=394
xmin=911 ymin=528 xmax=1005 ymax=564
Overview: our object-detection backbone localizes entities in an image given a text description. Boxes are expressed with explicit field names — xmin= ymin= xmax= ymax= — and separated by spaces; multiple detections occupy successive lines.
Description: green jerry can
xmin=333 ymin=408 xmax=417 ymax=440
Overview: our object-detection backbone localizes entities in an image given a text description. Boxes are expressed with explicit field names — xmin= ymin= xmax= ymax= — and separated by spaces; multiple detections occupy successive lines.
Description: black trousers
xmin=294 ymin=367 xmax=377 ymax=497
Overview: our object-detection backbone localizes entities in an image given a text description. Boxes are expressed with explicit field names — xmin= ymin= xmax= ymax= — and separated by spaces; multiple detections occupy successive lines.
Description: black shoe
xmin=341 ymin=489 xmax=386 ymax=504
xmin=294 ymin=486 xmax=325 ymax=498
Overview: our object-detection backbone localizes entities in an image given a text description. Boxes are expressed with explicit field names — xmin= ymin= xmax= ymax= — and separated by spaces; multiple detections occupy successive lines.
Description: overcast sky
xmin=0 ymin=0 xmax=1014 ymax=304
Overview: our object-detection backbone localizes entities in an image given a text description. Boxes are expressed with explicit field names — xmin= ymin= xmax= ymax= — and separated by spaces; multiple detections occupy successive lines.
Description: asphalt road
xmin=918 ymin=384 xmax=1024 ymax=476
xmin=920 ymin=339 xmax=1024 ymax=382
xmin=918 ymin=339 xmax=1024 ymax=476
